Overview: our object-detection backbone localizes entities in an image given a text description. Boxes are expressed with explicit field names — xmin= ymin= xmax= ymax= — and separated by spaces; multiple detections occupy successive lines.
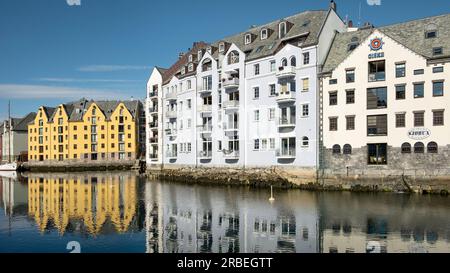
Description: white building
xmin=0 ymin=112 xmax=36 ymax=163
xmin=146 ymin=3 xmax=346 ymax=171
xmin=320 ymin=14 xmax=450 ymax=173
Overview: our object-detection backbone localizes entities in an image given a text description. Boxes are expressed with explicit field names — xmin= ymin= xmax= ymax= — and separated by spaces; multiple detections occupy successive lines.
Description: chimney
xmin=178 ymin=52 xmax=185 ymax=60
xmin=348 ymin=20 xmax=353 ymax=28
xmin=330 ymin=0 xmax=337 ymax=11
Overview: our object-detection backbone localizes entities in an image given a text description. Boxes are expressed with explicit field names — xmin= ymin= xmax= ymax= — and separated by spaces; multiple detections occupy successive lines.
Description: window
xmin=414 ymin=83 xmax=424 ymax=98
xmin=332 ymin=145 xmax=341 ymax=154
xmin=367 ymin=115 xmax=388 ymax=136
xmin=428 ymin=142 xmax=438 ymax=154
xmin=188 ymin=63 xmax=194 ymax=72
xmin=329 ymin=92 xmax=338 ymax=106
xmin=346 ymin=69 xmax=355 ymax=83
xmin=303 ymin=52 xmax=310 ymax=65
xmin=425 ymin=29 xmax=437 ymax=39
xmin=346 ymin=116 xmax=355 ymax=130
xmin=367 ymin=87 xmax=387 ymax=109
xmin=414 ymin=112 xmax=425 ymax=127
xmin=270 ymin=138 xmax=275 ymax=150
xmin=433 ymin=67 xmax=444 ymax=73
xmin=433 ymin=110 xmax=444 ymax=126
xmin=433 ymin=81 xmax=444 ymax=97
xmin=302 ymin=104 xmax=309 ymax=117
xmin=219 ymin=42 xmax=225 ymax=53
xmin=254 ymin=64 xmax=260 ymax=76
xmin=329 ymin=79 xmax=337 ymax=85
xmin=290 ymin=80 xmax=296 ymax=92
xmin=279 ymin=22 xmax=287 ymax=39
xmin=432 ymin=47 xmax=443 ymax=56
xmin=269 ymin=84 xmax=276 ymax=96
xmin=290 ymin=56 xmax=296 ymax=67
xmin=187 ymin=80 xmax=192 ymax=90
xmin=401 ymin=143 xmax=412 ymax=154
xmin=368 ymin=143 xmax=387 ymax=165
xmin=281 ymin=58 xmax=288 ymax=67
xmin=202 ymin=75 xmax=212 ymax=91
xmin=254 ymin=139 xmax=260 ymax=150
xmin=268 ymin=108 xmax=276 ymax=121
xmin=255 ymin=46 xmax=264 ymax=53
xmin=188 ymin=55 xmax=193 ymax=62
xmin=261 ymin=29 xmax=268 ymax=40
xmin=414 ymin=142 xmax=425 ymax=154
xmin=368 ymin=60 xmax=385 ymax=82
xmin=253 ymin=87 xmax=260 ymax=99
xmin=187 ymin=99 xmax=192 ymax=109
xmin=302 ymin=78 xmax=309 ymax=92
xmin=262 ymin=139 xmax=268 ymax=150
xmin=245 ymin=34 xmax=252 ymax=45
xmin=346 ymin=90 xmax=355 ymax=104
xmin=302 ymin=137 xmax=309 ymax=147
xmin=270 ymin=61 xmax=276 ymax=72
xmin=329 ymin=117 xmax=338 ymax=131
xmin=414 ymin=69 xmax=424 ymax=75
xmin=396 ymin=85 xmax=406 ymax=100
xmin=254 ymin=110 xmax=260 ymax=122
xmin=396 ymin=113 xmax=406 ymax=128
xmin=396 ymin=63 xmax=406 ymax=78
xmin=343 ymin=144 xmax=352 ymax=155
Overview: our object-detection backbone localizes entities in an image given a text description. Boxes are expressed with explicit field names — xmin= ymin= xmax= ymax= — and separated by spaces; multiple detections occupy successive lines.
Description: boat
xmin=0 ymin=170 xmax=17 ymax=179
xmin=0 ymin=162 xmax=18 ymax=172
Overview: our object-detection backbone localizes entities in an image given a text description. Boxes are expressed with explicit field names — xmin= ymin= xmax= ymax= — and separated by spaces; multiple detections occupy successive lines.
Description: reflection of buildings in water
xmin=27 ymin=173 xmax=138 ymax=236
xmin=0 ymin=176 xmax=28 ymax=217
xmin=318 ymin=194 xmax=450 ymax=253
xmin=144 ymin=182 xmax=319 ymax=253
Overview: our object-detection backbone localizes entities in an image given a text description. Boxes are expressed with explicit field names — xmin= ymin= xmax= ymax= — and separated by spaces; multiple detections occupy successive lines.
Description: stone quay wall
xmin=23 ymin=160 xmax=136 ymax=172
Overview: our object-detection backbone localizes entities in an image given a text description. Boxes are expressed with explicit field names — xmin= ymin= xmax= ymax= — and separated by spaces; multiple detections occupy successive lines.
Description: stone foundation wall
xmin=23 ymin=160 xmax=135 ymax=172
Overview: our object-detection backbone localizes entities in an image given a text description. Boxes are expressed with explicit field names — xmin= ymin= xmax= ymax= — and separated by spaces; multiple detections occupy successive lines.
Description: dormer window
xmin=261 ymin=29 xmax=268 ymax=40
xmin=188 ymin=55 xmax=193 ymax=62
xmin=198 ymin=50 xmax=203 ymax=61
xmin=188 ymin=63 xmax=194 ymax=72
xmin=207 ymin=47 xmax=212 ymax=54
xmin=181 ymin=67 xmax=186 ymax=75
xmin=279 ymin=22 xmax=287 ymax=39
xmin=348 ymin=37 xmax=359 ymax=52
xmin=433 ymin=47 xmax=443 ymax=56
xmin=245 ymin=33 xmax=252 ymax=45
xmin=219 ymin=43 xmax=225 ymax=53
xmin=425 ymin=24 xmax=438 ymax=39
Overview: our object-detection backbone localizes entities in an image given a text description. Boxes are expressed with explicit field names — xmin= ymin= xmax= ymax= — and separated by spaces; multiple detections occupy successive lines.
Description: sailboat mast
xmin=8 ymin=101 xmax=11 ymax=164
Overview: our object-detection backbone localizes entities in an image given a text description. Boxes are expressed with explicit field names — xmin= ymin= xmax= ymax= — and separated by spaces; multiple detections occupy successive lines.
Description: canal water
xmin=0 ymin=172 xmax=449 ymax=253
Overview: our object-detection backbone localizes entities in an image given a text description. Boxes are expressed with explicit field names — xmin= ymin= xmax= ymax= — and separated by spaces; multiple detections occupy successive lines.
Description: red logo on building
xmin=369 ymin=38 xmax=384 ymax=51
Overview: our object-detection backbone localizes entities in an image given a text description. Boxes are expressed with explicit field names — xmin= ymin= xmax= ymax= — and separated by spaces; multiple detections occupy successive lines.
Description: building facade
xmin=0 ymin=113 xmax=36 ymax=162
xmin=146 ymin=4 xmax=346 ymax=171
xmin=28 ymin=99 xmax=144 ymax=163
xmin=320 ymin=14 xmax=450 ymax=173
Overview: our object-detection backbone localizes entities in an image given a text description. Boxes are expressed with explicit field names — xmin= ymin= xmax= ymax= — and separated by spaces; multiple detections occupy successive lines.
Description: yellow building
xmin=28 ymin=99 xmax=144 ymax=163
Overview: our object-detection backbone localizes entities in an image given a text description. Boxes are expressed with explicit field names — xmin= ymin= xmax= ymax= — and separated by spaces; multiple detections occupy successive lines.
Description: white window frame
xmin=261 ymin=29 xmax=268 ymax=40
xmin=302 ymin=78 xmax=309 ymax=92
xmin=188 ymin=63 xmax=194 ymax=72
xmin=269 ymin=83 xmax=276 ymax=96
xmin=253 ymin=86 xmax=260 ymax=100
xmin=270 ymin=60 xmax=276 ymax=72
xmin=188 ymin=55 xmax=193 ymax=62
xmin=245 ymin=34 xmax=252 ymax=45
xmin=219 ymin=43 xmax=225 ymax=53
xmin=254 ymin=139 xmax=260 ymax=151
xmin=301 ymin=104 xmax=309 ymax=118
xmin=254 ymin=110 xmax=260 ymax=122
xmin=268 ymin=108 xmax=276 ymax=121
xmin=270 ymin=138 xmax=276 ymax=150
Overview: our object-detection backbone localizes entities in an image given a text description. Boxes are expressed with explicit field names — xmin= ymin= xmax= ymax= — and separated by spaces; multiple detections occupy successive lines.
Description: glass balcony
xmin=276 ymin=148 xmax=296 ymax=159
xmin=148 ymin=91 xmax=158 ymax=99
xmin=165 ymin=128 xmax=177 ymax=137
xmin=166 ymin=110 xmax=177 ymax=119
xmin=223 ymin=100 xmax=239 ymax=111
xmin=166 ymin=151 xmax=177 ymax=159
xmin=222 ymin=77 xmax=239 ymax=90
xmin=368 ymin=72 xmax=386 ymax=82
xmin=166 ymin=92 xmax=177 ymax=101
xmin=276 ymin=66 xmax=296 ymax=79
xmin=198 ymin=105 xmax=212 ymax=114
xmin=149 ymin=107 xmax=158 ymax=115
xmin=276 ymin=92 xmax=296 ymax=103
xmin=198 ymin=150 xmax=212 ymax=159
xmin=223 ymin=150 xmax=240 ymax=159
xmin=278 ymin=117 xmax=296 ymax=128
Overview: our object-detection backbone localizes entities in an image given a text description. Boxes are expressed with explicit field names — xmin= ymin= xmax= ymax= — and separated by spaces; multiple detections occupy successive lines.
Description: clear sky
xmin=0 ymin=0 xmax=449 ymax=120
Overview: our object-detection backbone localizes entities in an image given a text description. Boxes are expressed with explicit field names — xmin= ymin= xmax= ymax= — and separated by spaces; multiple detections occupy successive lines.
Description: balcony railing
xmin=149 ymin=121 xmax=158 ymax=129
xmin=368 ymin=72 xmax=386 ymax=82
xmin=200 ymin=124 xmax=213 ymax=133
xmin=149 ymin=107 xmax=158 ymax=114
xmin=165 ymin=128 xmax=177 ymax=136
xmin=198 ymin=105 xmax=212 ymax=113
xmin=166 ymin=151 xmax=177 ymax=159
xmin=199 ymin=86 xmax=212 ymax=95
xmin=276 ymin=92 xmax=296 ymax=103
xmin=223 ymin=100 xmax=240 ymax=110
xmin=222 ymin=77 xmax=239 ymax=89
xmin=223 ymin=150 xmax=240 ymax=159
xmin=276 ymin=148 xmax=296 ymax=158
xmin=149 ymin=137 xmax=158 ymax=144
xmin=278 ymin=117 xmax=296 ymax=128
xmin=149 ymin=154 xmax=158 ymax=161
xmin=149 ymin=91 xmax=158 ymax=98
xmin=223 ymin=123 xmax=239 ymax=131
xmin=276 ymin=66 xmax=296 ymax=78
xmin=198 ymin=150 xmax=213 ymax=159
xmin=166 ymin=110 xmax=177 ymax=119
xmin=166 ymin=92 xmax=177 ymax=100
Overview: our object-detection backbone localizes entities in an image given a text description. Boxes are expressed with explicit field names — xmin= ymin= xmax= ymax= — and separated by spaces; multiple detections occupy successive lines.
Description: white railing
xmin=276 ymin=66 xmax=296 ymax=78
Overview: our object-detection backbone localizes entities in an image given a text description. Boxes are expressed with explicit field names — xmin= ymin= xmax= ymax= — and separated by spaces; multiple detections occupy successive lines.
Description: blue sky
xmin=0 ymin=0 xmax=449 ymax=120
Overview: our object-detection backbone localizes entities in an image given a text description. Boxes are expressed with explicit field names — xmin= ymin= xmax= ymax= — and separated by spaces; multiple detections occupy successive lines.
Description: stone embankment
xmin=22 ymin=161 xmax=135 ymax=172
xmin=147 ymin=166 xmax=450 ymax=195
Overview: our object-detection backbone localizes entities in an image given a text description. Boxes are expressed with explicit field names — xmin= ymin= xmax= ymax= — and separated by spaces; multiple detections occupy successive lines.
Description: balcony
xmin=166 ymin=110 xmax=177 ymax=119
xmin=165 ymin=128 xmax=177 ymax=137
xmin=198 ymin=105 xmax=212 ymax=115
xmin=276 ymin=66 xmax=296 ymax=79
xmin=276 ymin=148 xmax=296 ymax=159
xmin=149 ymin=122 xmax=158 ymax=131
xmin=199 ymin=124 xmax=213 ymax=137
xmin=149 ymin=154 xmax=158 ymax=161
xmin=198 ymin=150 xmax=212 ymax=159
xmin=276 ymin=92 xmax=296 ymax=103
xmin=223 ymin=100 xmax=239 ymax=111
xmin=149 ymin=92 xmax=158 ymax=99
xmin=149 ymin=107 xmax=158 ymax=115
xmin=223 ymin=150 xmax=240 ymax=159
xmin=149 ymin=137 xmax=158 ymax=145
xmin=368 ymin=72 xmax=386 ymax=82
xmin=166 ymin=92 xmax=177 ymax=101
xmin=166 ymin=151 xmax=177 ymax=159
xmin=278 ymin=117 xmax=296 ymax=129
xmin=199 ymin=87 xmax=212 ymax=95
xmin=222 ymin=77 xmax=239 ymax=90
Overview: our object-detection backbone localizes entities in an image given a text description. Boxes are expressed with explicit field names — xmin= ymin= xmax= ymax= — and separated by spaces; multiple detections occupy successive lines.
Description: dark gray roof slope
xmin=322 ymin=13 xmax=450 ymax=73
xmin=13 ymin=112 xmax=37 ymax=131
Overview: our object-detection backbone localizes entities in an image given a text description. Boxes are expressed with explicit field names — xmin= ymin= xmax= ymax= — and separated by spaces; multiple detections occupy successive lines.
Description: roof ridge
xmin=379 ymin=12 xmax=450 ymax=29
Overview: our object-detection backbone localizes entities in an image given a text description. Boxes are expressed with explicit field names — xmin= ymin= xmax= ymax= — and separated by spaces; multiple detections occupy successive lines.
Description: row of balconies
xmin=164 ymin=148 xmax=295 ymax=160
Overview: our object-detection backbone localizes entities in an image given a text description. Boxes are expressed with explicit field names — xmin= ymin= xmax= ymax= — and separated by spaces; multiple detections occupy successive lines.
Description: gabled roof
xmin=322 ymin=13 xmax=450 ymax=73
xmin=13 ymin=112 xmax=37 ymax=131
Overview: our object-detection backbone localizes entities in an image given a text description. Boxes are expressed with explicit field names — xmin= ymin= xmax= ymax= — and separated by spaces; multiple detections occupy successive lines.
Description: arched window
xmin=202 ymin=58 xmax=212 ymax=72
xmin=290 ymin=56 xmax=297 ymax=67
xmin=427 ymin=142 xmax=438 ymax=154
xmin=281 ymin=58 xmax=288 ymax=67
xmin=332 ymin=145 xmax=341 ymax=154
xmin=302 ymin=137 xmax=309 ymax=147
xmin=401 ymin=143 xmax=411 ymax=154
xmin=343 ymin=144 xmax=352 ymax=155
xmin=228 ymin=50 xmax=240 ymax=65
xmin=414 ymin=142 xmax=425 ymax=154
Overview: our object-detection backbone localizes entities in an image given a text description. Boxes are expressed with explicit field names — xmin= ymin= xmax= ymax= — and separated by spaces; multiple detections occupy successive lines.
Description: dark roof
xmin=160 ymin=9 xmax=331 ymax=84
xmin=322 ymin=13 xmax=450 ymax=73
xmin=13 ymin=112 xmax=37 ymax=131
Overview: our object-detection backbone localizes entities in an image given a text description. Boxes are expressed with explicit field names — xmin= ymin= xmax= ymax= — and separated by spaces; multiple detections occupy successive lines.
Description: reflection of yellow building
xmin=27 ymin=173 xmax=137 ymax=235
xmin=28 ymin=99 xmax=143 ymax=163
